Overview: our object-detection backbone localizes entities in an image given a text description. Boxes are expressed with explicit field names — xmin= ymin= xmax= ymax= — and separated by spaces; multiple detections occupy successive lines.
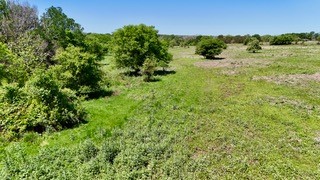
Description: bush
xmin=111 ymin=24 xmax=172 ymax=71
xmin=246 ymin=38 xmax=262 ymax=53
xmin=0 ymin=42 xmax=28 ymax=86
xmin=7 ymin=32 xmax=48 ymax=73
xmin=0 ymin=70 xmax=86 ymax=139
xmin=270 ymin=34 xmax=294 ymax=45
xmin=142 ymin=58 xmax=157 ymax=82
xmin=195 ymin=38 xmax=227 ymax=59
xmin=52 ymin=46 xmax=103 ymax=95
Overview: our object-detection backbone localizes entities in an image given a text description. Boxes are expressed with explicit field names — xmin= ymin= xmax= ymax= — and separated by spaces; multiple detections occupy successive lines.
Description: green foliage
xmin=8 ymin=32 xmax=48 ymax=73
xmin=112 ymin=24 xmax=172 ymax=71
xmin=0 ymin=70 xmax=86 ymax=139
xmin=252 ymin=34 xmax=262 ymax=41
xmin=39 ymin=6 xmax=85 ymax=50
xmin=2 ymin=45 xmax=320 ymax=179
xmin=246 ymin=38 xmax=262 ymax=53
xmin=142 ymin=58 xmax=157 ymax=82
xmin=0 ymin=42 xmax=28 ymax=86
xmin=270 ymin=34 xmax=294 ymax=45
xmin=0 ymin=0 xmax=8 ymax=19
xmin=52 ymin=46 xmax=103 ymax=95
xmin=84 ymin=33 xmax=111 ymax=60
xmin=195 ymin=38 xmax=227 ymax=59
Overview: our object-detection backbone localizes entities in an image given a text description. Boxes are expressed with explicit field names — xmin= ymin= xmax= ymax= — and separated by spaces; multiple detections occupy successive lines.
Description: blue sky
xmin=27 ymin=0 xmax=320 ymax=35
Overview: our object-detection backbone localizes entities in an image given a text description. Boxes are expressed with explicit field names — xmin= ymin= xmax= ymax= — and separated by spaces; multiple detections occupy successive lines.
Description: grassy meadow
xmin=1 ymin=44 xmax=320 ymax=179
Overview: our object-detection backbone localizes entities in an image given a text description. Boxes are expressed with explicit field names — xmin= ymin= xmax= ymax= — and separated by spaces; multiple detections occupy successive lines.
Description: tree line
xmin=160 ymin=31 xmax=320 ymax=47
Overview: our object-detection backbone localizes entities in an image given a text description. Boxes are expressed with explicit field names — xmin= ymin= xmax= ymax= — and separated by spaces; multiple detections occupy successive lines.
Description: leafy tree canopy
xmin=112 ymin=24 xmax=172 ymax=71
xmin=195 ymin=38 xmax=227 ymax=59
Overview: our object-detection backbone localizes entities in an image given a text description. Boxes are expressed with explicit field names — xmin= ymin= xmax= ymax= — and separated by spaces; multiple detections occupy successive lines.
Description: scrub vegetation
xmin=1 ymin=0 xmax=320 ymax=179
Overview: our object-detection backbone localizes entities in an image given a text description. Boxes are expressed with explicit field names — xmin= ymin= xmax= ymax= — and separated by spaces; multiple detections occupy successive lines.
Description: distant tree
xmin=270 ymin=34 xmax=294 ymax=45
xmin=246 ymin=38 xmax=262 ymax=53
xmin=84 ymin=33 xmax=111 ymax=60
xmin=233 ymin=35 xmax=246 ymax=44
xmin=252 ymin=34 xmax=262 ymax=42
xmin=38 ymin=6 xmax=85 ymax=62
xmin=243 ymin=36 xmax=252 ymax=45
xmin=261 ymin=35 xmax=272 ymax=43
xmin=316 ymin=36 xmax=320 ymax=45
xmin=195 ymin=38 xmax=227 ymax=59
xmin=111 ymin=24 xmax=172 ymax=72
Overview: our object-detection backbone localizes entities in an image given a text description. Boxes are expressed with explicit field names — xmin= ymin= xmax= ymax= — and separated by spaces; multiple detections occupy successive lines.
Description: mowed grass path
xmin=1 ymin=45 xmax=320 ymax=178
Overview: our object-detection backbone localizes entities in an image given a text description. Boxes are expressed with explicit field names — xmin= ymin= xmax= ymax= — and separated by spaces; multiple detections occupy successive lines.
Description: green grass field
xmin=1 ymin=44 xmax=320 ymax=179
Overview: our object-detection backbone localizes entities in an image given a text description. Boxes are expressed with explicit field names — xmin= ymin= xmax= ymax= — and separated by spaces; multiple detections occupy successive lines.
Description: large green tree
xmin=112 ymin=24 xmax=172 ymax=71
xmin=38 ymin=6 xmax=85 ymax=62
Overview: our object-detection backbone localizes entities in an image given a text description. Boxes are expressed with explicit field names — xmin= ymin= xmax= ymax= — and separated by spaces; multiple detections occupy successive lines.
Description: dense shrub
xmin=112 ymin=24 xmax=172 ymax=71
xmin=52 ymin=46 xmax=103 ymax=95
xmin=8 ymin=32 xmax=48 ymax=73
xmin=246 ymin=38 xmax=262 ymax=53
xmin=84 ymin=33 xmax=111 ymax=60
xmin=270 ymin=34 xmax=294 ymax=45
xmin=195 ymin=38 xmax=227 ymax=59
xmin=0 ymin=70 xmax=86 ymax=139
xmin=0 ymin=42 xmax=28 ymax=86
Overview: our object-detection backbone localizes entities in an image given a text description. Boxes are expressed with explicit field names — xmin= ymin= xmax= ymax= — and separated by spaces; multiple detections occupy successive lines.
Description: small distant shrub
xmin=246 ymin=38 xmax=262 ymax=53
xmin=195 ymin=38 xmax=227 ymax=59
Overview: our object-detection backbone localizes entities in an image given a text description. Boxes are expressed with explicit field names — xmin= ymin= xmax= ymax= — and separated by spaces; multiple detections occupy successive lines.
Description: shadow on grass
xmin=85 ymin=89 xmax=114 ymax=100
xmin=144 ymin=78 xmax=161 ymax=82
xmin=206 ymin=57 xmax=226 ymax=60
xmin=123 ymin=70 xmax=141 ymax=77
xmin=154 ymin=70 xmax=176 ymax=76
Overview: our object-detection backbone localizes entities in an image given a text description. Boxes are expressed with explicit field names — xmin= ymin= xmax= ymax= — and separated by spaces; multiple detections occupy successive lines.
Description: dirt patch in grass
xmin=264 ymin=96 xmax=317 ymax=113
xmin=194 ymin=58 xmax=272 ymax=69
xmin=253 ymin=73 xmax=320 ymax=85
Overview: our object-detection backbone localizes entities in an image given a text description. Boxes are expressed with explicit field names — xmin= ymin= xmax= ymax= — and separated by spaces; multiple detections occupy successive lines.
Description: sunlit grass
xmin=1 ymin=44 xmax=320 ymax=178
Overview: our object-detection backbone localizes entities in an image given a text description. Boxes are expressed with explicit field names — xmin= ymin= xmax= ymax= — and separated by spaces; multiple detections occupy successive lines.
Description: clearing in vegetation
xmin=1 ymin=44 xmax=320 ymax=179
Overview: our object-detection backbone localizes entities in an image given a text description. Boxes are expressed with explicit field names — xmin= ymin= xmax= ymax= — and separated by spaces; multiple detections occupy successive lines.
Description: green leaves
xmin=0 ymin=70 xmax=86 ymax=139
xmin=112 ymin=24 xmax=172 ymax=71
xmin=39 ymin=6 xmax=85 ymax=49
xmin=195 ymin=38 xmax=227 ymax=59
xmin=246 ymin=38 xmax=262 ymax=53
xmin=270 ymin=34 xmax=294 ymax=45
xmin=52 ymin=46 xmax=103 ymax=95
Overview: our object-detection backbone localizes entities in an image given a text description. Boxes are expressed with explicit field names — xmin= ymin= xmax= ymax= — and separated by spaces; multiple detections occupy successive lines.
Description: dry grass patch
xmin=253 ymin=73 xmax=320 ymax=85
